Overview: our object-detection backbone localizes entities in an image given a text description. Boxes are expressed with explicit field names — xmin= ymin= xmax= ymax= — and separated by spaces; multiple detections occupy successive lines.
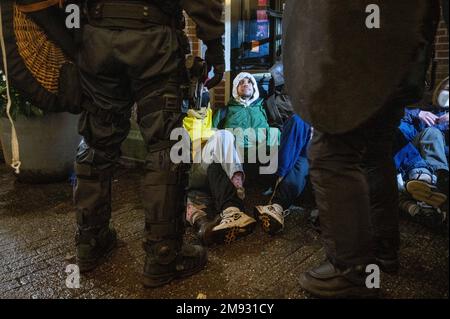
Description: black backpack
xmin=264 ymin=88 xmax=295 ymax=130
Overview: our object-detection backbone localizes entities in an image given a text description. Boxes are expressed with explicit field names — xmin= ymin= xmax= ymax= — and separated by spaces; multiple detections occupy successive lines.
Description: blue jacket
xmin=400 ymin=108 xmax=448 ymax=140
xmin=277 ymin=115 xmax=311 ymax=178
xmin=399 ymin=108 xmax=449 ymax=156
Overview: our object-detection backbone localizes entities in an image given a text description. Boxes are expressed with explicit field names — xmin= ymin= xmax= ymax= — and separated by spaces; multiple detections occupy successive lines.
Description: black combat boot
xmin=299 ymin=260 xmax=379 ymax=298
xmin=142 ymin=239 xmax=207 ymax=288
xmin=194 ymin=215 xmax=222 ymax=245
xmin=374 ymin=239 xmax=399 ymax=274
xmin=76 ymin=225 xmax=117 ymax=273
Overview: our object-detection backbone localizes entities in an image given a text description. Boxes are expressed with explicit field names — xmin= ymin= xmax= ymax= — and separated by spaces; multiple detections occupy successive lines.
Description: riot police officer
xmin=283 ymin=0 xmax=440 ymax=298
xmin=73 ymin=0 xmax=224 ymax=287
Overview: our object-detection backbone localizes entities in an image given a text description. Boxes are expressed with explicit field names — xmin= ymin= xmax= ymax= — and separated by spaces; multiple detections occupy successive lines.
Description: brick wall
xmin=185 ymin=16 xmax=227 ymax=108
xmin=185 ymin=16 xmax=202 ymax=57
xmin=434 ymin=18 xmax=449 ymax=86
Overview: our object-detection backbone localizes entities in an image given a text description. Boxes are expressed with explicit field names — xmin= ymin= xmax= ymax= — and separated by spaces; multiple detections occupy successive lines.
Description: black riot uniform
xmin=73 ymin=0 xmax=224 ymax=287
xmin=283 ymin=0 xmax=440 ymax=298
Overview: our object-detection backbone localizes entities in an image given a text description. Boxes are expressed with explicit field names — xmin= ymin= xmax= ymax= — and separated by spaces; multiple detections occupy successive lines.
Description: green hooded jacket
xmin=213 ymin=72 xmax=279 ymax=149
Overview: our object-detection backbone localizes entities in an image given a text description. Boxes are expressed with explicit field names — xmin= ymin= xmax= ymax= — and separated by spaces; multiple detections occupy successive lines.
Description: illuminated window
xmin=230 ymin=0 xmax=285 ymax=73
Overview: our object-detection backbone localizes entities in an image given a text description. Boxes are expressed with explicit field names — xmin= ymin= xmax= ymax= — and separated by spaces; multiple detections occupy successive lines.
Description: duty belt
xmin=87 ymin=1 xmax=179 ymax=28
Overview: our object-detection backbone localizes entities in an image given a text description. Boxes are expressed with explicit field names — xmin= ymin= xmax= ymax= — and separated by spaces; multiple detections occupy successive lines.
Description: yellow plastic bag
xmin=183 ymin=107 xmax=215 ymax=143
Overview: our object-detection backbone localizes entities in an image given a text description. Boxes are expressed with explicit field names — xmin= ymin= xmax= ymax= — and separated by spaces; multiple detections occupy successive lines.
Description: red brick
xmin=435 ymin=43 xmax=449 ymax=51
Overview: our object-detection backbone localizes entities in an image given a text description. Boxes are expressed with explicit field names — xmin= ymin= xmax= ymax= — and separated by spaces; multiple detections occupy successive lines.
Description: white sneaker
xmin=254 ymin=204 xmax=284 ymax=234
xmin=212 ymin=207 xmax=256 ymax=244
xmin=408 ymin=168 xmax=434 ymax=184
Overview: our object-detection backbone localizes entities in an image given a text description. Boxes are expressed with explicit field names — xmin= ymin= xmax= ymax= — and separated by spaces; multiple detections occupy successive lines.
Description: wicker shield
xmin=283 ymin=0 xmax=440 ymax=134
xmin=0 ymin=0 xmax=76 ymax=112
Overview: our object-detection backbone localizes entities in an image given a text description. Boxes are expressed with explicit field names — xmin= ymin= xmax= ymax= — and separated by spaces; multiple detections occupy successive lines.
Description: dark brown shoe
xmin=299 ymin=260 xmax=379 ymax=299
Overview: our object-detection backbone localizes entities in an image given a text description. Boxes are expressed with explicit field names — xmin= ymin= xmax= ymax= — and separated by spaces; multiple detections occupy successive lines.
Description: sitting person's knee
xmin=421 ymin=126 xmax=442 ymax=139
xmin=216 ymin=129 xmax=235 ymax=142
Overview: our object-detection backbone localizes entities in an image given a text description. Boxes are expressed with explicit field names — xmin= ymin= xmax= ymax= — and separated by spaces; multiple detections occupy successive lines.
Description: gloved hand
xmin=187 ymin=107 xmax=208 ymax=120
xmin=204 ymin=38 xmax=225 ymax=89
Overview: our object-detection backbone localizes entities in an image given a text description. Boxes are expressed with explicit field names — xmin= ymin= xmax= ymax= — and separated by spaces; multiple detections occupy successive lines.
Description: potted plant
xmin=0 ymin=72 xmax=81 ymax=183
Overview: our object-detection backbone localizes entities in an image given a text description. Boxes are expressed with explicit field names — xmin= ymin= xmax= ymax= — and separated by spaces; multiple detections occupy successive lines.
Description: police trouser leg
xmin=309 ymin=105 xmax=401 ymax=268
xmin=73 ymin=110 xmax=131 ymax=271
xmin=309 ymin=130 xmax=373 ymax=267
xmin=363 ymin=108 xmax=400 ymax=263
xmin=74 ymin=110 xmax=132 ymax=231
xmin=138 ymin=92 xmax=207 ymax=287
xmin=74 ymin=160 xmax=113 ymax=231
xmin=138 ymin=93 xmax=187 ymax=243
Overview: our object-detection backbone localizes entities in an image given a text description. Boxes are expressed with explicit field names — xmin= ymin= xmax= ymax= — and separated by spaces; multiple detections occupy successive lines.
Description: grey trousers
xmin=413 ymin=127 xmax=449 ymax=173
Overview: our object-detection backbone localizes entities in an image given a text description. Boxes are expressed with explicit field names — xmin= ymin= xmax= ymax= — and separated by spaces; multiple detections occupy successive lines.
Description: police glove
xmin=205 ymin=38 xmax=225 ymax=89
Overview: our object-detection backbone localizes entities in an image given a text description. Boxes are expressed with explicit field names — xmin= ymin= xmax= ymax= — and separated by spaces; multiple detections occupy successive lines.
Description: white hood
xmin=232 ymin=72 xmax=260 ymax=107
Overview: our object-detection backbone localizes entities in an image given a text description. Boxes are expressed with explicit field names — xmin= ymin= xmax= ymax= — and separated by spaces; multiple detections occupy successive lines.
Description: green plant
xmin=0 ymin=71 xmax=44 ymax=119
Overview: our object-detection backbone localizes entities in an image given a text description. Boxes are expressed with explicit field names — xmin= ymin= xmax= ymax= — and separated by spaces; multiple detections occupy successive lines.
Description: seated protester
xmin=398 ymin=82 xmax=449 ymax=206
xmin=264 ymin=62 xmax=295 ymax=130
xmin=213 ymin=72 xmax=279 ymax=160
xmin=183 ymin=91 xmax=256 ymax=245
xmin=254 ymin=114 xmax=312 ymax=234
xmin=393 ymin=128 xmax=448 ymax=224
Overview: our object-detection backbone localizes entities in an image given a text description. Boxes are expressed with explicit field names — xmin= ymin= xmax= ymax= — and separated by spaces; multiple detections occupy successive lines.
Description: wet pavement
xmin=0 ymin=163 xmax=448 ymax=299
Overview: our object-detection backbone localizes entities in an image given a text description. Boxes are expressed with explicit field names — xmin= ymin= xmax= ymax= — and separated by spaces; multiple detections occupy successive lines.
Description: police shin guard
xmin=74 ymin=163 xmax=117 ymax=272
xmin=141 ymin=171 xmax=207 ymax=288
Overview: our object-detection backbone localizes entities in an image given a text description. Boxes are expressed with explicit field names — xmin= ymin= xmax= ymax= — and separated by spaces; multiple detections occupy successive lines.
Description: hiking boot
xmin=142 ymin=239 xmax=207 ymax=288
xmin=211 ymin=207 xmax=256 ymax=244
xmin=407 ymin=167 xmax=435 ymax=184
xmin=406 ymin=168 xmax=447 ymax=208
xmin=299 ymin=260 xmax=379 ymax=299
xmin=254 ymin=203 xmax=284 ymax=234
xmin=406 ymin=180 xmax=447 ymax=208
xmin=76 ymin=225 xmax=117 ymax=273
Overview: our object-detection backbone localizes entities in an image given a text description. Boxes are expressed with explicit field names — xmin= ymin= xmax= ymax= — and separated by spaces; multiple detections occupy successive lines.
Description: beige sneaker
xmin=406 ymin=180 xmax=447 ymax=208
xmin=254 ymin=204 xmax=284 ymax=234
xmin=211 ymin=207 xmax=256 ymax=244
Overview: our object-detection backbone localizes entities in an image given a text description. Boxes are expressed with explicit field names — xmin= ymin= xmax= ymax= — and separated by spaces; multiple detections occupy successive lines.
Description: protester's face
xmin=237 ymin=78 xmax=254 ymax=99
